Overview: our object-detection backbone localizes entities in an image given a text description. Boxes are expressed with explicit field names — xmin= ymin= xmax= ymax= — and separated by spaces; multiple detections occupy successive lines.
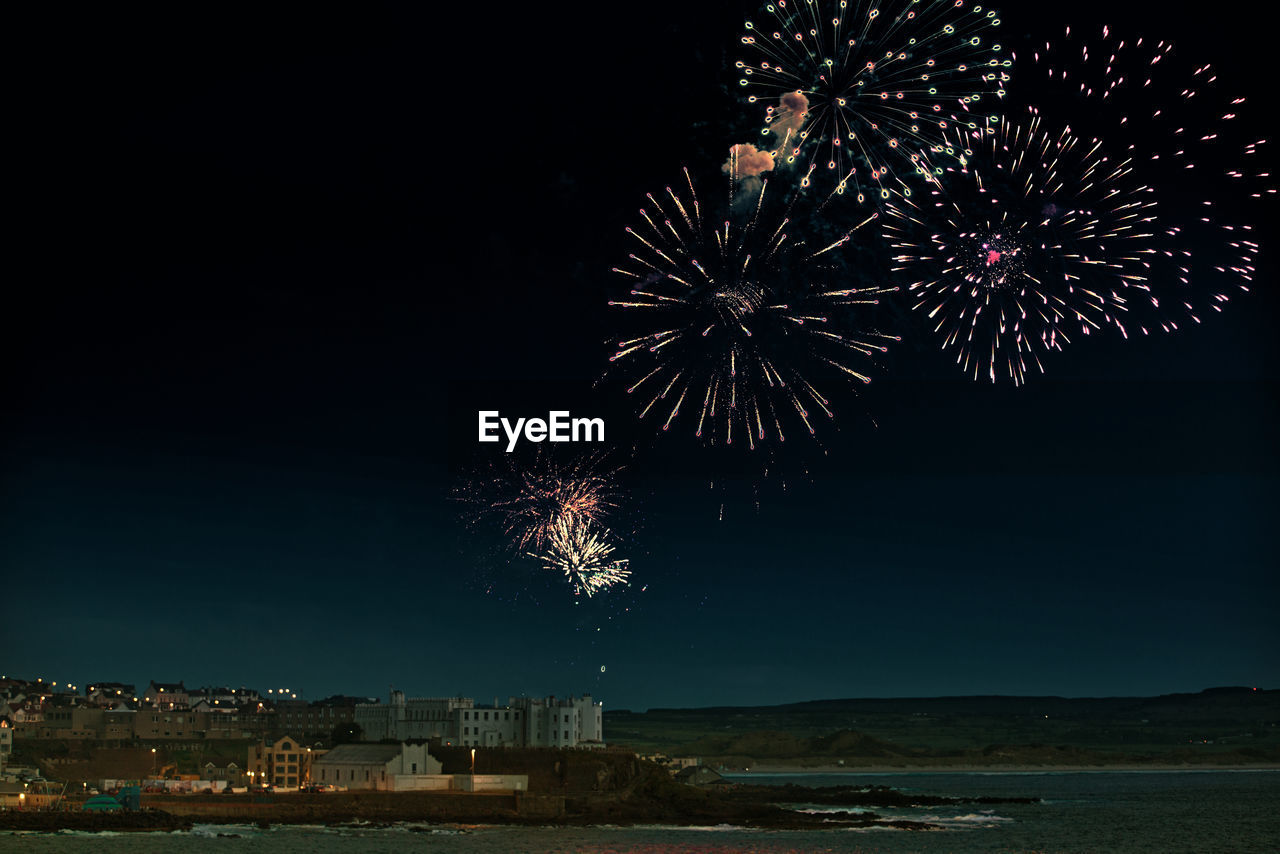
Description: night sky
xmin=4 ymin=1 xmax=1276 ymax=711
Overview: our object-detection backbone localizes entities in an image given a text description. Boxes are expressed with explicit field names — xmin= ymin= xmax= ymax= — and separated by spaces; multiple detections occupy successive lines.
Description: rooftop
xmin=313 ymin=744 xmax=405 ymax=765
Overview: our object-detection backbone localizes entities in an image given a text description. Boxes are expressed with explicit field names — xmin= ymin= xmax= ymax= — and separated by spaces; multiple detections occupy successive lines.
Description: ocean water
xmin=4 ymin=769 xmax=1277 ymax=853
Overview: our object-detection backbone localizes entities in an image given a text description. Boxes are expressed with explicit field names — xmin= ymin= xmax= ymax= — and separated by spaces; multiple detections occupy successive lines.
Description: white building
xmin=516 ymin=695 xmax=604 ymax=748
xmin=354 ymin=691 xmax=473 ymax=742
xmin=312 ymin=743 xmax=443 ymax=791
xmin=455 ymin=695 xmax=604 ymax=748
xmin=357 ymin=691 xmax=605 ymax=748
xmin=455 ymin=703 xmax=526 ymax=747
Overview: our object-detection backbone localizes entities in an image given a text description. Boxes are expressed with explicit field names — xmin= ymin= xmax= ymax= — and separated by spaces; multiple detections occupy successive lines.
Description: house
xmin=202 ymin=761 xmax=245 ymax=786
xmin=143 ymin=682 xmax=190 ymax=710
xmin=7 ymin=701 xmax=42 ymax=725
xmin=190 ymin=686 xmax=261 ymax=711
xmin=86 ymin=683 xmax=136 ymax=706
xmin=311 ymin=743 xmax=443 ymax=791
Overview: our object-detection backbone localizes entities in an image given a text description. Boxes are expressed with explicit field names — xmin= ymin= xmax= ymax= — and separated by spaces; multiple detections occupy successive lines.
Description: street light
xmin=151 ymin=747 xmax=157 ymax=777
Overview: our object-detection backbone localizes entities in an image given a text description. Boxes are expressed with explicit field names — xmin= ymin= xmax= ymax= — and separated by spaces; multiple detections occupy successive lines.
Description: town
xmin=0 ymin=674 xmax=617 ymax=808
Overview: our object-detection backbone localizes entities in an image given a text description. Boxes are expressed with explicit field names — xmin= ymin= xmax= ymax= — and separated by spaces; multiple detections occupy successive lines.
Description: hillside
xmin=605 ymin=687 xmax=1280 ymax=766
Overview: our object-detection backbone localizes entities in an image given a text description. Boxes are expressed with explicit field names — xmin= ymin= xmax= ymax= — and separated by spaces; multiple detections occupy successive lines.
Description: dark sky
xmin=4 ymin=1 xmax=1276 ymax=711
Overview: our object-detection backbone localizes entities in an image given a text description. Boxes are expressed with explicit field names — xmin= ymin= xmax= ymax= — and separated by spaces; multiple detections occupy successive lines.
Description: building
xmin=0 ymin=720 xmax=12 ymax=771
xmin=28 ymin=705 xmax=275 ymax=742
xmin=311 ymin=743 xmax=443 ymax=791
xmin=274 ymin=696 xmax=361 ymax=738
xmin=143 ymin=682 xmax=190 ymax=710
xmin=199 ymin=705 xmax=279 ymax=739
xmin=247 ymin=736 xmax=322 ymax=789
xmin=202 ymin=761 xmax=245 ymax=787
xmin=102 ymin=709 xmax=136 ymax=740
xmin=189 ymin=686 xmax=261 ymax=712
xmin=454 ymin=703 xmax=525 ymax=747
xmin=133 ymin=708 xmax=204 ymax=740
xmin=6 ymin=698 xmax=45 ymax=725
xmin=86 ymin=683 xmax=136 ymax=706
xmin=511 ymin=694 xmax=604 ymax=748
xmin=354 ymin=691 xmax=472 ymax=742
xmin=35 ymin=707 xmax=104 ymax=739
xmin=358 ymin=691 xmax=605 ymax=748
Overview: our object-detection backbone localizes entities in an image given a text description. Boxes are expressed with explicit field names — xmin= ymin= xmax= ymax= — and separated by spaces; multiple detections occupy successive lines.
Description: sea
xmin=5 ymin=769 xmax=1277 ymax=853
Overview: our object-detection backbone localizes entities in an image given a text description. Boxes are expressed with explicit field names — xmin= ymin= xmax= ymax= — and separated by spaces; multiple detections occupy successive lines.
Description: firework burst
xmin=1013 ymin=25 xmax=1270 ymax=327
xmin=736 ymin=0 xmax=1011 ymax=204
xmin=454 ymin=449 xmax=621 ymax=553
xmin=530 ymin=516 xmax=632 ymax=598
xmin=884 ymin=112 xmax=1161 ymax=384
xmin=608 ymin=165 xmax=898 ymax=447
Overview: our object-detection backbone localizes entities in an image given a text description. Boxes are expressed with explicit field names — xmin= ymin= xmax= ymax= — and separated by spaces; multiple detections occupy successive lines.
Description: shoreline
xmin=4 ymin=764 xmax=1275 ymax=834
xmin=735 ymin=762 xmax=1280 ymax=774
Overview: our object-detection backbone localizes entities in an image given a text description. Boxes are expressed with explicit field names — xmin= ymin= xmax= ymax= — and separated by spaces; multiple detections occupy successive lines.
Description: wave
xmin=55 ymin=830 xmax=123 ymax=837
xmin=394 ymin=824 xmax=465 ymax=835
xmin=917 ymin=811 xmax=1013 ymax=827
xmin=189 ymin=823 xmax=259 ymax=838
xmin=625 ymin=824 xmax=749 ymax=832
xmin=793 ymin=805 xmax=875 ymax=815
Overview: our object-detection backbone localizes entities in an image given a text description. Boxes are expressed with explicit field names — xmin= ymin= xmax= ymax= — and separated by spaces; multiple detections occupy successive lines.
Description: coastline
xmin=4 ymin=765 xmax=1275 ymax=835
xmin=736 ymin=762 xmax=1280 ymax=774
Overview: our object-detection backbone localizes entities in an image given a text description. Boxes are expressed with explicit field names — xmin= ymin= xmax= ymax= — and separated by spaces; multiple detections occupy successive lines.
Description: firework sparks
xmin=454 ymin=450 xmax=620 ymax=553
xmin=608 ymin=165 xmax=898 ymax=447
xmin=531 ymin=516 xmax=632 ymax=598
xmin=736 ymin=0 xmax=1011 ymax=204
xmin=884 ymin=112 xmax=1160 ymax=384
xmin=1014 ymin=25 xmax=1270 ymax=327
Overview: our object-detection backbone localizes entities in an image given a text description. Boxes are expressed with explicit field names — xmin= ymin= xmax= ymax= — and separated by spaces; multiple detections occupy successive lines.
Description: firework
xmin=1012 ymin=25 xmax=1270 ymax=326
xmin=884 ymin=112 xmax=1160 ymax=384
xmin=530 ymin=516 xmax=632 ymax=598
xmin=735 ymin=0 xmax=1011 ymax=204
xmin=608 ymin=166 xmax=898 ymax=446
xmin=454 ymin=449 xmax=620 ymax=553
